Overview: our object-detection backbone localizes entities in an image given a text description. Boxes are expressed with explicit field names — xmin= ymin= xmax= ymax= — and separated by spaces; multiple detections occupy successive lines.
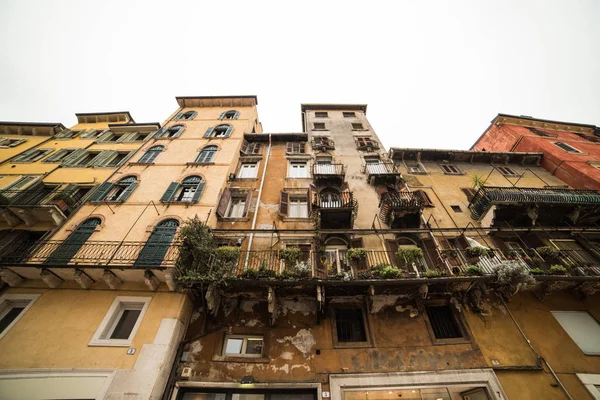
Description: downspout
xmin=499 ymin=296 xmax=574 ymax=400
xmin=244 ymin=133 xmax=272 ymax=268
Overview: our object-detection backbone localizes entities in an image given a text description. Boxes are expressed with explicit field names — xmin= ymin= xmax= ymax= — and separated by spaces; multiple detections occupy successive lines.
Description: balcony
xmin=0 ymin=186 xmax=89 ymax=227
xmin=362 ymin=161 xmax=402 ymax=185
xmin=311 ymin=191 xmax=356 ymax=229
xmin=379 ymin=192 xmax=423 ymax=228
xmin=312 ymin=163 xmax=346 ymax=183
xmin=469 ymin=186 xmax=600 ymax=227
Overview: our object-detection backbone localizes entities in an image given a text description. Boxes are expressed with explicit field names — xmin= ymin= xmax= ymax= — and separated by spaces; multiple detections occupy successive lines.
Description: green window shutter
xmin=13 ymin=149 xmax=37 ymax=162
xmin=80 ymin=129 xmax=97 ymax=139
xmin=96 ymin=131 xmax=114 ymax=143
xmin=160 ymin=182 xmax=179 ymax=203
xmin=203 ymin=127 xmax=214 ymax=138
xmin=117 ymin=132 xmax=136 ymax=143
xmin=88 ymin=150 xmax=117 ymax=167
xmin=144 ymin=130 xmax=158 ymax=141
xmin=174 ymin=112 xmax=183 ymax=120
xmin=89 ymin=182 xmax=114 ymax=202
xmin=54 ymin=130 xmax=72 ymax=139
xmin=191 ymin=182 xmax=205 ymax=203
xmin=225 ymin=126 xmax=233 ymax=137
xmin=218 ymin=112 xmax=225 ymax=120
xmin=154 ymin=127 xmax=167 ymax=138
xmin=172 ymin=126 xmax=184 ymax=138
xmin=117 ymin=150 xmax=136 ymax=167
xmin=62 ymin=149 xmax=89 ymax=166
xmin=233 ymin=111 xmax=240 ymax=119
xmin=117 ymin=181 xmax=138 ymax=202
xmin=31 ymin=149 xmax=53 ymax=162
xmin=9 ymin=139 xmax=26 ymax=147
xmin=43 ymin=149 xmax=69 ymax=163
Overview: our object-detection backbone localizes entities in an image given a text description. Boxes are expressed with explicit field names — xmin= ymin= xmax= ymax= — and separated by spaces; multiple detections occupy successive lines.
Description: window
xmin=315 ymin=112 xmax=328 ymax=118
xmin=425 ymin=305 xmax=465 ymax=340
xmin=42 ymin=148 xmax=78 ymax=163
xmin=54 ymin=129 xmax=82 ymax=139
xmin=0 ymin=294 xmax=40 ymax=340
xmin=288 ymin=161 xmax=309 ymax=178
xmin=196 ymin=145 xmax=218 ymax=163
xmin=80 ymin=129 xmax=109 ymax=139
xmin=90 ymin=176 xmax=139 ymax=203
xmin=0 ymin=138 xmax=26 ymax=148
xmin=461 ymin=187 xmax=477 ymax=201
xmin=351 ymin=123 xmax=364 ymax=130
xmin=332 ymin=307 xmax=369 ymax=347
xmin=496 ymin=166 xmax=518 ymax=176
xmin=451 ymin=205 xmax=462 ymax=213
xmin=106 ymin=152 xmax=131 ymax=167
xmin=45 ymin=218 xmax=101 ymax=264
xmin=2 ymin=176 xmax=39 ymax=191
xmin=313 ymin=122 xmax=326 ymax=130
xmin=440 ymin=164 xmax=462 ymax=175
xmin=406 ymin=163 xmax=427 ymax=174
xmin=227 ymin=196 xmax=247 ymax=218
xmin=138 ymin=145 xmax=164 ymax=164
xmin=160 ymin=176 xmax=205 ymax=203
xmin=89 ymin=296 xmax=151 ymax=346
xmin=135 ymin=219 xmax=180 ymax=266
xmin=220 ymin=110 xmax=239 ymax=120
xmin=355 ymin=136 xmax=379 ymax=151
xmin=577 ymin=374 xmax=600 ymax=399
xmin=159 ymin=125 xmax=184 ymax=139
xmin=343 ymin=112 xmax=356 ymax=118
xmin=239 ymin=162 xmax=258 ymax=178
xmin=223 ymin=335 xmax=264 ymax=357
xmin=553 ymin=142 xmax=582 ymax=153
xmin=176 ymin=110 xmax=197 ymax=120
xmin=13 ymin=149 xmax=54 ymax=163
xmin=204 ymin=124 xmax=233 ymax=138
xmin=552 ymin=311 xmax=600 ymax=355
xmin=66 ymin=149 xmax=134 ymax=168
xmin=216 ymin=189 xmax=251 ymax=219
xmin=280 ymin=192 xmax=309 ymax=218
xmin=286 ymin=142 xmax=305 ymax=154
xmin=240 ymin=141 xmax=261 ymax=155
xmin=312 ymin=136 xmax=335 ymax=150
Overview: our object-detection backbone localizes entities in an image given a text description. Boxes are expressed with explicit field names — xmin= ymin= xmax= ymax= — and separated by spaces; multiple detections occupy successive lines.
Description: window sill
xmin=90 ymin=200 xmax=124 ymax=204
xmin=285 ymin=177 xmax=312 ymax=180
xmin=212 ymin=355 xmax=269 ymax=363
xmin=442 ymin=172 xmax=465 ymax=176
xmin=234 ymin=178 xmax=258 ymax=182
xmin=281 ymin=217 xmax=311 ymax=222
xmin=332 ymin=342 xmax=373 ymax=349
xmin=88 ymin=339 xmax=133 ymax=347
xmin=186 ymin=162 xmax=215 ymax=166
xmin=161 ymin=200 xmax=199 ymax=205
xmin=312 ymin=129 xmax=329 ymax=131
xmin=129 ymin=162 xmax=155 ymax=166
xmin=218 ymin=217 xmax=250 ymax=222
xmin=431 ymin=338 xmax=472 ymax=346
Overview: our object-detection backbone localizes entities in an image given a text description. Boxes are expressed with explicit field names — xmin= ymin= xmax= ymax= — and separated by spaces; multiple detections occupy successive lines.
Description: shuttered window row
xmin=0 ymin=138 xmax=26 ymax=147
xmin=59 ymin=149 xmax=136 ymax=168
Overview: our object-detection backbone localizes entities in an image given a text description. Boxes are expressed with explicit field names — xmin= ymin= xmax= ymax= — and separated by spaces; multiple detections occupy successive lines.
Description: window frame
xmin=553 ymin=141 xmax=582 ymax=154
xmin=313 ymin=122 xmax=327 ymax=131
xmin=222 ymin=334 xmax=265 ymax=358
xmin=315 ymin=112 xmax=328 ymax=118
xmin=288 ymin=196 xmax=309 ymax=218
xmin=496 ymin=165 xmax=519 ymax=176
xmin=288 ymin=160 xmax=310 ymax=178
xmin=351 ymin=123 xmax=365 ymax=131
xmin=89 ymin=296 xmax=151 ymax=347
xmin=343 ymin=112 xmax=356 ymax=118
xmin=576 ymin=374 xmax=600 ymax=399
xmin=286 ymin=142 xmax=306 ymax=154
xmin=238 ymin=161 xmax=259 ymax=179
xmin=331 ymin=304 xmax=372 ymax=349
xmin=13 ymin=149 xmax=54 ymax=163
xmin=196 ymin=145 xmax=218 ymax=163
xmin=0 ymin=294 xmax=41 ymax=340
xmin=440 ymin=164 xmax=463 ymax=175
xmin=423 ymin=302 xmax=471 ymax=345
xmin=226 ymin=195 xmax=248 ymax=218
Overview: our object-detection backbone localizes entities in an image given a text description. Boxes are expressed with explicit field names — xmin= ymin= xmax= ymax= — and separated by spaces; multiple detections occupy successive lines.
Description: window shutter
xmin=139 ymin=149 xmax=153 ymax=163
xmin=243 ymin=190 xmax=252 ymax=217
xmin=252 ymin=143 xmax=261 ymax=154
xmin=216 ymin=188 xmax=231 ymax=218
xmin=80 ymin=129 xmax=97 ymax=139
xmin=218 ymin=112 xmax=225 ymax=120
xmin=351 ymin=238 xmax=364 ymax=248
xmin=279 ymin=191 xmax=289 ymax=216
xmin=225 ymin=126 xmax=233 ymax=138
xmin=191 ymin=182 xmax=206 ymax=203
xmin=31 ymin=149 xmax=53 ymax=162
xmin=171 ymin=126 xmax=184 ymax=138
xmin=376 ymin=186 xmax=389 ymax=197
xmin=160 ymin=182 xmax=180 ymax=203
xmin=61 ymin=149 xmax=88 ymax=166
xmin=96 ymin=131 xmax=114 ymax=143
xmin=43 ymin=149 xmax=69 ymax=163
xmin=9 ymin=139 xmax=26 ymax=147
xmin=117 ymin=150 xmax=136 ymax=167
xmin=241 ymin=140 xmax=249 ymax=154
xmin=117 ymin=182 xmax=139 ymax=202
xmin=414 ymin=190 xmax=434 ymax=207
xmin=54 ymin=129 xmax=72 ymax=139
xmin=88 ymin=150 xmax=118 ymax=167
xmin=89 ymin=182 xmax=114 ymax=202
xmin=461 ymin=188 xmax=476 ymax=201
xmin=117 ymin=132 xmax=137 ymax=143
xmin=174 ymin=112 xmax=183 ymax=120
xmin=306 ymin=189 xmax=312 ymax=215
xmin=233 ymin=111 xmax=240 ymax=119
xmin=154 ymin=127 xmax=167 ymax=138
xmin=13 ymin=149 xmax=37 ymax=162
xmin=286 ymin=142 xmax=293 ymax=153
xmin=308 ymin=184 xmax=317 ymax=210
xmin=204 ymin=127 xmax=215 ymax=138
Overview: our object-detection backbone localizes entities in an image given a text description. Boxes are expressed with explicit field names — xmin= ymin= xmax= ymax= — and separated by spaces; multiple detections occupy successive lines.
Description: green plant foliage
xmin=346 ymin=248 xmax=367 ymax=261
xmin=423 ymin=270 xmax=442 ymax=278
xmin=470 ymin=173 xmax=488 ymax=190
xmin=440 ymin=249 xmax=458 ymax=259
xmin=549 ymin=265 xmax=568 ymax=275
xmin=465 ymin=247 xmax=491 ymax=258
xmin=463 ymin=265 xmax=484 ymax=276
xmin=529 ymin=268 xmax=545 ymax=275
xmin=536 ymin=246 xmax=560 ymax=260
xmin=240 ymin=269 xmax=259 ymax=279
xmin=396 ymin=247 xmax=423 ymax=264
xmin=279 ymin=247 xmax=302 ymax=264
xmin=215 ymin=246 xmax=241 ymax=262
xmin=257 ymin=266 xmax=277 ymax=279
xmin=278 ymin=269 xmax=300 ymax=280
xmin=379 ymin=265 xmax=403 ymax=279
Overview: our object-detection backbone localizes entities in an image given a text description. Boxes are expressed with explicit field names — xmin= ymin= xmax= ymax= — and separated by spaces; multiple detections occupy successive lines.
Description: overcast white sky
xmin=0 ymin=0 xmax=599 ymax=150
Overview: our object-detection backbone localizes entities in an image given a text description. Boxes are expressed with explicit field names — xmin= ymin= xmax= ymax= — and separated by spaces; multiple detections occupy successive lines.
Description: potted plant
xmin=549 ymin=265 xmax=568 ymax=275
xmin=463 ymin=265 xmax=484 ymax=276
xmin=465 ymin=247 xmax=490 ymax=258
xmin=440 ymin=249 xmax=458 ymax=259
xmin=396 ymin=247 xmax=423 ymax=265
xmin=279 ymin=247 xmax=302 ymax=266
xmin=346 ymin=248 xmax=367 ymax=261
xmin=536 ymin=246 xmax=560 ymax=261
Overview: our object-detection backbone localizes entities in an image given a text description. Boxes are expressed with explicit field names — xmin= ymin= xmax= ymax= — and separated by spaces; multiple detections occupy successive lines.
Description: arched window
xmin=176 ymin=111 xmax=197 ymax=120
xmin=204 ymin=124 xmax=233 ymax=138
xmin=45 ymin=218 xmax=101 ymax=264
xmin=196 ymin=145 xmax=217 ymax=163
xmin=139 ymin=145 xmax=164 ymax=164
xmin=160 ymin=176 xmax=205 ymax=203
xmin=160 ymin=125 xmax=184 ymax=138
xmin=219 ymin=110 xmax=239 ymax=120
xmin=135 ymin=219 xmax=180 ymax=266
xmin=90 ymin=176 xmax=139 ymax=203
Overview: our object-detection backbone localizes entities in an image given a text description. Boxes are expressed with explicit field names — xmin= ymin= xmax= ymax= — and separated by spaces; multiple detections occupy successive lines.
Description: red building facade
xmin=471 ymin=114 xmax=600 ymax=191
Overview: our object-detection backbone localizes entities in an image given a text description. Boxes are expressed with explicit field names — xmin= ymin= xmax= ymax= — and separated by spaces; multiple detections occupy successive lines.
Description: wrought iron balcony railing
xmin=469 ymin=186 xmax=600 ymax=220
xmin=311 ymin=191 xmax=354 ymax=209
xmin=312 ymin=163 xmax=346 ymax=178
xmin=362 ymin=161 xmax=399 ymax=176
xmin=378 ymin=192 xmax=423 ymax=227
xmin=0 ymin=187 xmax=87 ymax=217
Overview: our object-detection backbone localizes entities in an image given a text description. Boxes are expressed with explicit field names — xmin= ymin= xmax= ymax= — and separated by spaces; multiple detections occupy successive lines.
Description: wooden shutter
xmin=414 ymin=190 xmax=434 ymax=207
xmin=308 ymin=184 xmax=317 ymax=209
xmin=117 ymin=181 xmax=138 ymax=202
xmin=218 ymin=111 xmax=225 ymax=120
xmin=216 ymin=188 xmax=231 ymax=217
xmin=225 ymin=126 xmax=233 ymax=137
xmin=306 ymin=189 xmax=312 ymax=215
xmin=9 ymin=139 xmax=26 ymax=147
xmin=279 ymin=191 xmax=289 ymax=216
xmin=117 ymin=150 xmax=136 ymax=167
xmin=241 ymin=140 xmax=249 ymax=154
xmin=251 ymin=143 xmax=261 ymax=154
xmin=116 ymin=132 xmax=137 ymax=143
xmin=154 ymin=127 xmax=167 ymax=138
xmin=376 ymin=186 xmax=389 ymax=197
xmin=88 ymin=150 xmax=117 ymax=167
xmin=461 ymin=188 xmax=476 ymax=201
xmin=61 ymin=149 xmax=89 ymax=166
xmin=89 ymin=182 xmax=114 ymax=202
xmin=191 ymin=182 xmax=206 ymax=203
xmin=54 ymin=129 xmax=72 ymax=139
xmin=233 ymin=111 xmax=240 ymax=119
xmin=243 ymin=190 xmax=252 ymax=216
xmin=80 ymin=129 xmax=97 ymax=139
xmin=174 ymin=112 xmax=183 ymax=120
xmin=160 ymin=182 xmax=180 ymax=203
xmin=204 ymin=127 xmax=215 ymax=138
xmin=286 ymin=142 xmax=293 ymax=153
xmin=13 ymin=149 xmax=37 ymax=162
xmin=96 ymin=131 xmax=114 ymax=142
xmin=43 ymin=149 xmax=69 ymax=163
xmin=172 ymin=126 xmax=184 ymax=138
xmin=139 ymin=149 xmax=154 ymax=163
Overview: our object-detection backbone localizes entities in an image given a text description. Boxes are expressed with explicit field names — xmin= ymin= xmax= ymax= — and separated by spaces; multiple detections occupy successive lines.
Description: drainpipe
xmin=499 ymin=296 xmax=574 ymax=400
xmin=244 ymin=133 xmax=272 ymax=269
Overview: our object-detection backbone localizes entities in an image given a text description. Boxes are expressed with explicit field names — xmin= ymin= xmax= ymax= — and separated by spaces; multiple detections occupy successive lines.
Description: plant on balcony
xmin=278 ymin=269 xmax=300 ymax=280
xmin=396 ymin=247 xmax=423 ymax=264
xmin=346 ymin=248 xmax=367 ymax=261
xmin=279 ymin=247 xmax=302 ymax=265
xmin=549 ymin=265 xmax=568 ymax=275
xmin=257 ymin=265 xmax=277 ymax=279
xmin=215 ymin=246 xmax=240 ymax=262
xmin=465 ymin=247 xmax=492 ymax=258
xmin=440 ymin=249 xmax=458 ymax=259
xmin=293 ymin=261 xmax=311 ymax=278
xmin=529 ymin=268 xmax=545 ymax=275
xmin=423 ymin=270 xmax=445 ymax=278
xmin=492 ymin=260 xmax=535 ymax=299
xmin=463 ymin=265 xmax=484 ymax=276
xmin=366 ymin=263 xmax=402 ymax=279
xmin=470 ymin=174 xmax=488 ymax=190
xmin=240 ymin=268 xmax=259 ymax=279
xmin=536 ymin=246 xmax=560 ymax=261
